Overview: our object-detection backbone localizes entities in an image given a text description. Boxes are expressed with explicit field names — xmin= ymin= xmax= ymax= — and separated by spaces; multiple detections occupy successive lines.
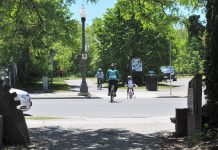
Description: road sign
xmin=132 ymin=58 xmax=142 ymax=72
xmin=82 ymin=54 xmax=87 ymax=60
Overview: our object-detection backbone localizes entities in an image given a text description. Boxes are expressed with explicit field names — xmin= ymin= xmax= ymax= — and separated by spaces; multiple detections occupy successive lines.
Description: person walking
xmin=59 ymin=68 xmax=64 ymax=78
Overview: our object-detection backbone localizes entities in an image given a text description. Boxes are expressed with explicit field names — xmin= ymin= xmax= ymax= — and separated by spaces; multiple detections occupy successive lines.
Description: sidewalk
xmin=25 ymin=119 xmax=175 ymax=150
xmin=30 ymin=78 xmax=188 ymax=99
xmin=26 ymin=116 xmax=174 ymax=134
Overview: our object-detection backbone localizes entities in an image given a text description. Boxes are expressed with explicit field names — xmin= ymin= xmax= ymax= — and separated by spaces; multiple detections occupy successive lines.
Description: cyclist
xmin=95 ymin=68 xmax=104 ymax=88
xmin=126 ymin=76 xmax=136 ymax=97
xmin=106 ymin=63 xmax=119 ymax=96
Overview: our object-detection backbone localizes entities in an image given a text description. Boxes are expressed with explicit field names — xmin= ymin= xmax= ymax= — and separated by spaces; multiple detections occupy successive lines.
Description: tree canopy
xmin=0 ymin=0 xmax=208 ymax=86
xmin=0 ymin=0 xmax=82 ymax=86
xmin=85 ymin=0 xmax=206 ymax=83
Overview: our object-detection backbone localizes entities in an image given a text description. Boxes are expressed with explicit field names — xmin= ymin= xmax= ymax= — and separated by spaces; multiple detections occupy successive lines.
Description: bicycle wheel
xmin=129 ymin=89 xmax=133 ymax=99
xmin=110 ymin=85 xmax=114 ymax=103
xmin=99 ymin=80 xmax=102 ymax=90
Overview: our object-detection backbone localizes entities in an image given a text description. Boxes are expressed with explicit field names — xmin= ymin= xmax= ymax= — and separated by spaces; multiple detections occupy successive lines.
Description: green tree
xmin=88 ymin=0 xmax=182 ymax=83
xmin=0 ymin=0 xmax=81 ymax=86
xmin=173 ymin=29 xmax=189 ymax=74
xmin=185 ymin=15 xmax=205 ymax=74
xmin=203 ymin=0 xmax=218 ymax=127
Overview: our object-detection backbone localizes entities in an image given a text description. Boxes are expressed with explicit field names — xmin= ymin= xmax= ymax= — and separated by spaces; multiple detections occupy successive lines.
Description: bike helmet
xmin=127 ymin=76 xmax=132 ymax=79
xmin=110 ymin=63 xmax=115 ymax=69
xmin=110 ymin=63 xmax=115 ymax=67
xmin=98 ymin=68 xmax=102 ymax=72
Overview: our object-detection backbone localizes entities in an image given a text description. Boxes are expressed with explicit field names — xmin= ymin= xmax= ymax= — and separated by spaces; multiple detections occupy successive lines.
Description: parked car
xmin=9 ymin=88 xmax=32 ymax=111
xmin=159 ymin=66 xmax=177 ymax=81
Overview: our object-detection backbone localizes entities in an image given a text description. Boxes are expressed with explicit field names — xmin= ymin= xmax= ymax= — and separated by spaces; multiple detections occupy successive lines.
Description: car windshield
xmin=148 ymin=70 xmax=155 ymax=74
xmin=160 ymin=66 xmax=168 ymax=71
xmin=160 ymin=66 xmax=175 ymax=73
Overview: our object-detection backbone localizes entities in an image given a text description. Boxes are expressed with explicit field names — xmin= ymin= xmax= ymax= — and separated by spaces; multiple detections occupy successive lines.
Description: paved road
xmin=28 ymin=77 xmax=192 ymax=118
xmin=15 ymin=77 xmax=203 ymax=149
xmin=27 ymin=98 xmax=187 ymax=118
xmin=26 ymin=78 xmax=194 ymax=134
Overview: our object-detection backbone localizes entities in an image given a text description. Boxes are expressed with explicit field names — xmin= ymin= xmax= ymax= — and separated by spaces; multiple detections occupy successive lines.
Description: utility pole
xmin=169 ymin=43 xmax=172 ymax=96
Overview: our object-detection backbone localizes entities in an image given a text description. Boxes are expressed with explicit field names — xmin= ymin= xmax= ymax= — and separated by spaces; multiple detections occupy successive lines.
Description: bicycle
xmin=97 ymin=79 xmax=102 ymax=90
xmin=127 ymin=88 xmax=134 ymax=99
xmin=110 ymin=85 xmax=115 ymax=103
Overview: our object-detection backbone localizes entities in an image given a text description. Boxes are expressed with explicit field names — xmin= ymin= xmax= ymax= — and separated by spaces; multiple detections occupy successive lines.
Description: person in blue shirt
xmin=106 ymin=63 xmax=119 ymax=96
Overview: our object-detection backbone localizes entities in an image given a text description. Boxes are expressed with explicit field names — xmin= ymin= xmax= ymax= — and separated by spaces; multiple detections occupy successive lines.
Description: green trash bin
xmin=146 ymin=72 xmax=158 ymax=91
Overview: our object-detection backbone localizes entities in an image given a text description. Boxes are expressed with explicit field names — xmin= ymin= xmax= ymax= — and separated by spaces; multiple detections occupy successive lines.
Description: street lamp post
xmin=50 ymin=50 xmax=55 ymax=85
xmin=79 ymin=6 xmax=88 ymax=95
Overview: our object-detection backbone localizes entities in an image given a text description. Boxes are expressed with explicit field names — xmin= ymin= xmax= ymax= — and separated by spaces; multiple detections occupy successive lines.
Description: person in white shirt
xmin=126 ymin=76 xmax=136 ymax=96
xmin=95 ymin=68 xmax=104 ymax=87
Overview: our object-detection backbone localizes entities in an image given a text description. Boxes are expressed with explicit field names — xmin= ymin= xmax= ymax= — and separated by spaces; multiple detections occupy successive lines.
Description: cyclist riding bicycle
xmin=95 ymin=68 xmax=104 ymax=88
xmin=126 ymin=76 xmax=137 ymax=97
xmin=106 ymin=63 xmax=119 ymax=97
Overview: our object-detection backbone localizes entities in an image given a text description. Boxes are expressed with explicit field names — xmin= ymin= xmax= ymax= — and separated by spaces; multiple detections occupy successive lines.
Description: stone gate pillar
xmin=187 ymin=74 xmax=202 ymax=136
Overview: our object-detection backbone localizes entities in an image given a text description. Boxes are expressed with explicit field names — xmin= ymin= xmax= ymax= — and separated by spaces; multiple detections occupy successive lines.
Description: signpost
xmin=131 ymin=58 xmax=142 ymax=72
xmin=82 ymin=54 xmax=87 ymax=60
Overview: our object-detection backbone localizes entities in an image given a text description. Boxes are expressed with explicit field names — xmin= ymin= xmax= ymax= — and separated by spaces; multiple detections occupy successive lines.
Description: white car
xmin=9 ymin=88 xmax=32 ymax=111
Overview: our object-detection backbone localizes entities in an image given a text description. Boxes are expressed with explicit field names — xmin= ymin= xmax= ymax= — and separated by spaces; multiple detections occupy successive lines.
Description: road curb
xmin=31 ymin=96 xmax=103 ymax=99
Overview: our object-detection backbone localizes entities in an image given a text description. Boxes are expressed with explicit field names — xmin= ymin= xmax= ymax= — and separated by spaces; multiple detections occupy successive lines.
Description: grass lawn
xmin=26 ymin=76 xmax=72 ymax=93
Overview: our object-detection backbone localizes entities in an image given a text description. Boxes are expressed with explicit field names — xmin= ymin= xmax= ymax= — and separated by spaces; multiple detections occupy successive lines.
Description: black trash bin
xmin=0 ymin=115 xmax=3 ymax=149
xmin=146 ymin=71 xmax=158 ymax=91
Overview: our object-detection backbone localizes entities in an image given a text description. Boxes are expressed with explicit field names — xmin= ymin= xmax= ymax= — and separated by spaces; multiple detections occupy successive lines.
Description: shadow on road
xmin=4 ymin=126 xmax=200 ymax=149
xmin=68 ymin=85 xmax=80 ymax=92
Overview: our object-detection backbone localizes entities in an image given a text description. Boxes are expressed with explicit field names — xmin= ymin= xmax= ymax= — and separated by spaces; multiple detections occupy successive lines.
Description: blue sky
xmin=70 ymin=0 xmax=117 ymax=25
xmin=70 ymin=1 xmax=206 ymax=26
